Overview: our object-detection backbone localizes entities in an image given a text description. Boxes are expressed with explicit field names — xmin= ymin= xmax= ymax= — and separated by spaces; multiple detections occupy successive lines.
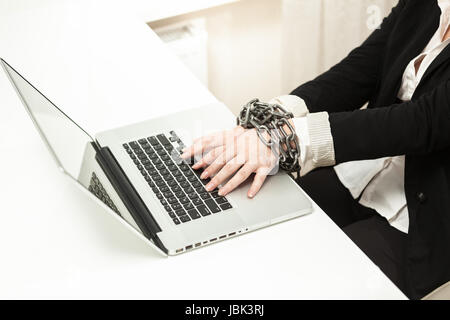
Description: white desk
xmin=0 ymin=0 xmax=406 ymax=299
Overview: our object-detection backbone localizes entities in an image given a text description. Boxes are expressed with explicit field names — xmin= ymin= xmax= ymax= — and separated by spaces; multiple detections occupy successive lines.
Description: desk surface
xmin=0 ymin=0 xmax=406 ymax=299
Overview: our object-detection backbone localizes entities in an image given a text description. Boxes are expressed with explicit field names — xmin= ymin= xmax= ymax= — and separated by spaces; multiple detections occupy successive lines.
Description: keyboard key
xmin=216 ymin=197 xmax=227 ymax=204
xmin=163 ymin=191 xmax=174 ymax=198
xmin=160 ymin=154 xmax=170 ymax=161
xmin=192 ymin=168 xmax=203 ymax=177
xmin=220 ymin=203 xmax=232 ymax=210
xmin=184 ymin=202 xmax=194 ymax=210
xmin=171 ymin=185 xmax=181 ymax=192
xmin=129 ymin=141 xmax=139 ymax=149
xmin=193 ymin=198 xmax=203 ymax=206
xmin=195 ymin=186 xmax=206 ymax=194
xmin=173 ymin=217 xmax=180 ymax=225
xmin=160 ymin=199 xmax=168 ymax=206
xmin=176 ymin=176 xmax=186 ymax=183
xmin=164 ymin=159 xmax=174 ymax=166
xmin=168 ymin=165 xmax=178 ymax=172
xmin=172 ymin=170 xmax=182 ymax=177
xmin=197 ymin=205 xmax=211 ymax=216
xmin=153 ymin=175 xmax=162 ymax=181
xmin=123 ymin=143 xmax=129 ymax=149
xmin=164 ymin=205 xmax=172 ymax=212
xmin=180 ymin=215 xmax=191 ymax=223
xmin=180 ymin=181 xmax=190 ymax=189
xmin=183 ymin=187 xmax=193 ymax=194
xmin=160 ymin=186 xmax=170 ymax=193
xmin=148 ymin=136 xmax=159 ymax=145
xmin=152 ymin=187 xmax=159 ymax=194
xmin=191 ymin=180 xmax=202 ymax=188
xmin=172 ymin=203 xmax=182 ymax=210
xmin=157 ymin=134 xmax=171 ymax=146
xmin=168 ymin=197 xmax=178 ymax=204
xmin=144 ymin=164 xmax=153 ymax=170
xmin=187 ymin=209 xmax=201 ymax=220
xmin=204 ymin=199 xmax=221 ymax=213
xmin=179 ymin=197 xmax=190 ymax=204
xmin=179 ymin=164 xmax=190 ymax=171
xmin=169 ymin=130 xmax=178 ymax=140
xmin=164 ymin=145 xmax=174 ymax=152
xmin=163 ymin=174 xmax=173 ymax=181
xmin=175 ymin=209 xmax=186 ymax=217
xmin=187 ymin=192 xmax=198 ymax=199
xmin=174 ymin=191 xmax=185 ymax=198
xmin=148 ymin=181 xmax=155 ymax=188
xmin=138 ymin=138 xmax=147 ymax=145
xmin=157 ymin=149 xmax=166 ymax=156
xmin=168 ymin=180 xmax=178 ymax=187
xmin=154 ymin=144 xmax=163 ymax=150
xmin=156 ymin=180 xmax=166 ymax=187
xmin=188 ymin=175 xmax=198 ymax=182
xmin=199 ymin=192 xmax=211 ymax=200
xmin=156 ymin=193 xmax=163 ymax=199
xmin=211 ymin=191 xmax=220 ymax=198
xmin=168 ymin=211 xmax=176 ymax=219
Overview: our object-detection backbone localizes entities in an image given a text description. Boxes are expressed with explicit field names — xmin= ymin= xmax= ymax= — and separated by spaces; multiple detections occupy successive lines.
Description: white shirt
xmin=274 ymin=0 xmax=450 ymax=234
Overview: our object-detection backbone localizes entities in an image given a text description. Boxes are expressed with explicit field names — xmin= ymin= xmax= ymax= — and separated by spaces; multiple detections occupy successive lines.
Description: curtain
xmin=281 ymin=0 xmax=398 ymax=93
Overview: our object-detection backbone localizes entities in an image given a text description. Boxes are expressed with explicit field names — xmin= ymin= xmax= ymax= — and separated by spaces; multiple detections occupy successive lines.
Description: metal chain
xmin=237 ymin=99 xmax=301 ymax=174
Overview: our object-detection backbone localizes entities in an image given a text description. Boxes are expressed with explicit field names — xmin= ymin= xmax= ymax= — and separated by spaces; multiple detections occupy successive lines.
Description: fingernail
xmin=205 ymin=183 xmax=213 ymax=191
xmin=248 ymin=193 xmax=254 ymax=198
xmin=218 ymin=189 xmax=225 ymax=196
xmin=200 ymin=171 xmax=208 ymax=179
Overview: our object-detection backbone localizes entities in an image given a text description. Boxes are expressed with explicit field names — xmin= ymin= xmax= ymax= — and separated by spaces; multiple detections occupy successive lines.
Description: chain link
xmin=237 ymin=99 xmax=301 ymax=174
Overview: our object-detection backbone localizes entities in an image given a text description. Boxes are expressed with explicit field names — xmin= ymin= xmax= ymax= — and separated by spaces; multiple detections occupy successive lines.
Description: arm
xmin=330 ymin=79 xmax=450 ymax=163
xmin=291 ymin=0 xmax=407 ymax=113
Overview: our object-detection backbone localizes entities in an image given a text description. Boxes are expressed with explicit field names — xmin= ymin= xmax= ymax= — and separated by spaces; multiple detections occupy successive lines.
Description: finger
xmin=247 ymin=169 xmax=268 ymax=198
xmin=200 ymin=142 xmax=238 ymax=179
xmin=181 ymin=132 xmax=225 ymax=159
xmin=205 ymin=157 xmax=244 ymax=192
xmin=218 ymin=163 xmax=257 ymax=196
xmin=181 ymin=126 xmax=244 ymax=159
xmin=192 ymin=146 xmax=225 ymax=169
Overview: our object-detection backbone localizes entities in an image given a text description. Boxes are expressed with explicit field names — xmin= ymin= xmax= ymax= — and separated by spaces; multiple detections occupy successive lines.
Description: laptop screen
xmin=1 ymin=59 xmax=93 ymax=179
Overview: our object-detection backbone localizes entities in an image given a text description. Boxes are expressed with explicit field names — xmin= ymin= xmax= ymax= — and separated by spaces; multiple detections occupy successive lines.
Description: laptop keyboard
xmin=123 ymin=131 xmax=232 ymax=225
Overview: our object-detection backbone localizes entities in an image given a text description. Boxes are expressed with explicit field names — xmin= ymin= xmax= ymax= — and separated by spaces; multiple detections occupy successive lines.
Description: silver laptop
xmin=1 ymin=58 xmax=312 ymax=256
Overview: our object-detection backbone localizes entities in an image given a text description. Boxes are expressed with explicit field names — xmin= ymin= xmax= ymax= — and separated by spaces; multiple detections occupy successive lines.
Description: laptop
xmin=1 ymin=58 xmax=312 ymax=256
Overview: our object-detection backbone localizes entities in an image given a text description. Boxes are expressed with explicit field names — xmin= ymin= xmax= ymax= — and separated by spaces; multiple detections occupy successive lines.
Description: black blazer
xmin=291 ymin=0 xmax=450 ymax=299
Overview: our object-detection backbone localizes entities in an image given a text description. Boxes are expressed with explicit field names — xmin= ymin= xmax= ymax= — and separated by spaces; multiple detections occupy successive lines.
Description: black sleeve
xmin=290 ymin=0 xmax=407 ymax=113
xmin=329 ymin=79 xmax=450 ymax=163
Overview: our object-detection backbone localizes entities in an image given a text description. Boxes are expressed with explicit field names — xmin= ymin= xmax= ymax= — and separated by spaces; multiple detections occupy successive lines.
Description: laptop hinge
xmin=91 ymin=142 xmax=168 ymax=254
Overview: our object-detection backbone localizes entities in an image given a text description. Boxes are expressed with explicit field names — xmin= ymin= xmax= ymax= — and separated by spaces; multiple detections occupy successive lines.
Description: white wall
xmin=149 ymin=0 xmax=398 ymax=115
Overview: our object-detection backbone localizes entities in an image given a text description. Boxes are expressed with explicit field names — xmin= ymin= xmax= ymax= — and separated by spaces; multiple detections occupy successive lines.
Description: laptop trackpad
xmin=227 ymin=172 xmax=311 ymax=227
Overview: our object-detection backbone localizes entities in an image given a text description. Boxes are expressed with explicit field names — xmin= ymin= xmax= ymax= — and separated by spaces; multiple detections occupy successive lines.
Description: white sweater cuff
xmin=268 ymin=95 xmax=335 ymax=176
xmin=293 ymin=112 xmax=336 ymax=176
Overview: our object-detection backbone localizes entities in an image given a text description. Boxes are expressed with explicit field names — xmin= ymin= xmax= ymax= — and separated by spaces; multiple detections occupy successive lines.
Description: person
xmin=181 ymin=0 xmax=450 ymax=299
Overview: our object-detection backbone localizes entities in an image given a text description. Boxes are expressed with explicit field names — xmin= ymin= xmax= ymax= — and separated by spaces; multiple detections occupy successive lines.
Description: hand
xmin=181 ymin=126 xmax=278 ymax=198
